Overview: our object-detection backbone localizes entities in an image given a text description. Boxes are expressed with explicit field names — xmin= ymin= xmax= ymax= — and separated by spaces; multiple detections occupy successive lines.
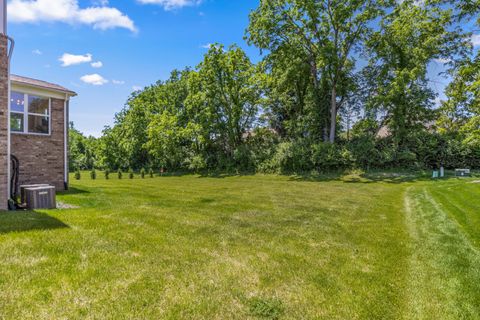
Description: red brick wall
xmin=0 ymin=34 xmax=9 ymax=209
xmin=11 ymin=97 xmax=66 ymax=191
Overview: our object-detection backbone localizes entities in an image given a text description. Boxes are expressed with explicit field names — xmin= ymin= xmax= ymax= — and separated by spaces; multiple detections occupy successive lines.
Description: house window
xmin=10 ymin=91 xmax=50 ymax=135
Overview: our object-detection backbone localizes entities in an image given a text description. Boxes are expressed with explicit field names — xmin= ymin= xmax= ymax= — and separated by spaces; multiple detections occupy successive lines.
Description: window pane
xmin=10 ymin=91 xmax=24 ymax=112
xmin=10 ymin=113 xmax=24 ymax=132
xmin=28 ymin=95 xmax=49 ymax=115
xmin=28 ymin=115 xmax=49 ymax=134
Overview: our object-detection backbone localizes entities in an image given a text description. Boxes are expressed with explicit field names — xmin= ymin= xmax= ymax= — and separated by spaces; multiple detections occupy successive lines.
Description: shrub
xmin=118 ymin=169 xmax=123 ymax=179
xmin=186 ymin=155 xmax=207 ymax=172
xmin=149 ymin=168 xmax=154 ymax=178
xmin=105 ymin=169 xmax=110 ymax=180
xmin=140 ymin=167 xmax=146 ymax=179
xmin=90 ymin=168 xmax=96 ymax=180
xmin=262 ymin=141 xmax=313 ymax=174
xmin=397 ymin=149 xmax=418 ymax=168
xmin=129 ymin=168 xmax=134 ymax=179
xmin=311 ymin=143 xmax=352 ymax=171
xmin=246 ymin=128 xmax=280 ymax=171
xmin=74 ymin=169 xmax=81 ymax=180
xmin=348 ymin=136 xmax=379 ymax=169
xmin=233 ymin=145 xmax=254 ymax=172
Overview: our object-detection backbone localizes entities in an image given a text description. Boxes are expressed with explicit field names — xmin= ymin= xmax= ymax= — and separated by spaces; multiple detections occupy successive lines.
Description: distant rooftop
xmin=11 ymin=74 xmax=77 ymax=96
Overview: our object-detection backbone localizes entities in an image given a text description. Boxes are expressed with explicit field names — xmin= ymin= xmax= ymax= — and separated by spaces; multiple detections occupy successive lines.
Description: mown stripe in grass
xmin=404 ymin=187 xmax=480 ymax=319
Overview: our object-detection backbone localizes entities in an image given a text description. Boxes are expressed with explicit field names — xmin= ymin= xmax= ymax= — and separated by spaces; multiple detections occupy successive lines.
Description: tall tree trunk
xmin=329 ymin=84 xmax=337 ymax=143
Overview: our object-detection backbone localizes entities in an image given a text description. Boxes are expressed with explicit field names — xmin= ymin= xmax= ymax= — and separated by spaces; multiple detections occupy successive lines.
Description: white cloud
xmin=32 ymin=49 xmax=42 ymax=55
xmin=434 ymin=58 xmax=451 ymax=64
xmin=472 ymin=34 xmax=480 ymax=47
xmin=59 ymin=53 xmax=92 ymax=67
xmin=112 ymin=79 xmax=125 ymax=85
xmin=200 ymin=43 xmax=221 ymax=50
xmin=91 ymin=61 xmax=103 ymax=68
xmin=92 ymin=0 xmax=109 ymax=5
xmin=8 ymin=0 xmax=136 ymax=32
xmin=132 ymin=85 xmax=142 ymax=91
xmin=80 ymin=73 xmax=108 ymax=85
xmin=137 ymin=0 xmax=202 ymax=10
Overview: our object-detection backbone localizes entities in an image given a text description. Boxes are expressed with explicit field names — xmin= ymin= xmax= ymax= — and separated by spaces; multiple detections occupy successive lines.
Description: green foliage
xmin=260 ymin=141 xmax=313 ymax=174
xmin=365 ymin=0 xmax=467 ymax=147
xmin=348 ymin=136 xmax=379 ymax=169
xmin=247 ymin=0 xmax=386 ymax=143
xmin=69 ymin=122 xmax=100 ymax=170
xmin=117 ymin=169 xmax=123 ymax=180
xmin=90 ymin=168 xmax=96 ymax=180
xmin=149 ymin=168 xmax=154 ymax=178
xmin=186 ymin=155 xmax=207 ymax=172
xmin=312 ymin=143 xmax=353 ymax=171
xmin=66 ymin=1 xmax=479 ymax=173
xmin=74 ymin=169 xmax=81 ymax=180
xmin=129 ymin=168 xmax=134 ymax=179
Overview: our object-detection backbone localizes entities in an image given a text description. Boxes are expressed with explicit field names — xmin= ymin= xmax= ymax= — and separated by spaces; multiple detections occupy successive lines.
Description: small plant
xmin=129 ymin=168 xmax=134 ymax=179
xmin=74 ymin=169 xmax=81 ymax=180
xmin=90 ymin=168 xmax=97 ymax=180
xmin=149 ymin=168 xmax=154 ymax=178
xmin=117 ymin=169 xmax=123 ymax=179
xmin=105 ymin=169 xmax=110 ymax=180
xmin=140 ymin=167 xmax=146 ymax=179
xmin=247 ymin=297 xmax=284 ymax=320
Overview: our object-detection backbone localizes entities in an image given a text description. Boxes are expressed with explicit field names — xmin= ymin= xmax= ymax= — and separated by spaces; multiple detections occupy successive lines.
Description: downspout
xmin=64 ymin=94 xmax=69 ymax=190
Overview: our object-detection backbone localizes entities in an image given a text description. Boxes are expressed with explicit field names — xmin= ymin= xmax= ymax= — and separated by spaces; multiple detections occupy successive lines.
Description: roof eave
xmin=11 ymin=79 xmax=77 ymax=97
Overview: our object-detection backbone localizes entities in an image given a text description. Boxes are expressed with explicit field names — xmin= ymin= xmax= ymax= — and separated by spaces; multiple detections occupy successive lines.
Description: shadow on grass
xmin=0 ymin=210 xmax=69 ymax=235
xmin=197 ymin=171 xmax=257 ymax=179
xmin=151 ymin=170 xmax=257 ymax=179
xmin=288 ymin=170 xmax=464 ymax=184
xmin=58 ymin=187 xmax=90 ymax=196
xmin=137 ymin=169 xmax=472 ymax=184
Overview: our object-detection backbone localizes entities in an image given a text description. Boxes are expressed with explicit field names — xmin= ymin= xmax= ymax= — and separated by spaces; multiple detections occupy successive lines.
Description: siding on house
xmin=11 ymin=97 xmax=67 ymax=191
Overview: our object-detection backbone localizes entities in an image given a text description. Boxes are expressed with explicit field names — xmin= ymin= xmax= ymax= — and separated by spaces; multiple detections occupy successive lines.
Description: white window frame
xmin=10 ymin=91 xmax=51 ymax=136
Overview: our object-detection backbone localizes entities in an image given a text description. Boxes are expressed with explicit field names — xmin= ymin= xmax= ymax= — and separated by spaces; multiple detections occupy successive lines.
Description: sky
xmin=5 ymin=0 xmax=479 ymax=137
xmin=6 ymin=0 xmax=261 ymax=137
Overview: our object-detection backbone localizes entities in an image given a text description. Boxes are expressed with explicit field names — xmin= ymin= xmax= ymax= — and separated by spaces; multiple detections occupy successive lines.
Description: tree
xmin=186 ymin=44 xmax=261 ymax=157
xmin=365 ymin=0 xmax=468 ymax=147
xmin=68 ymin=122 xmax=99 ymax=170
xmin=440 ymin=1 xmax=480 ymax=145
xmin=146 ymin=111 xmax=200 ymax=170
xmin=247 ymin=0 xmax=387 ymax=143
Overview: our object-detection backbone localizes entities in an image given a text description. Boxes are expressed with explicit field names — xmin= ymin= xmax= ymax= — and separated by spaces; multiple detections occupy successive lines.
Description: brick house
xmin=1 ymin=2 xmax=76 ymax=209
xmin=10 ymin=75 xmax=76 ymax=191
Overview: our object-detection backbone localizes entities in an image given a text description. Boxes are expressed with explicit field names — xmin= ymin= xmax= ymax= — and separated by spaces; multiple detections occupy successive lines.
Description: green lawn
xmin=0 ymin=173 xmax=479 ymax=319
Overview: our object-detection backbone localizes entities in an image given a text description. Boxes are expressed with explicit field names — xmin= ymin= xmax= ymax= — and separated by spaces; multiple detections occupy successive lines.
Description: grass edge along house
xmin=0 ymin=1 xmax=76 ymax=209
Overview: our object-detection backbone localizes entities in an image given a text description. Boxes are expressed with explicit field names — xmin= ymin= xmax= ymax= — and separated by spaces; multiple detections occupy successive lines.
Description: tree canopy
xmin=70 ymin=0 xmax=480 ymax=173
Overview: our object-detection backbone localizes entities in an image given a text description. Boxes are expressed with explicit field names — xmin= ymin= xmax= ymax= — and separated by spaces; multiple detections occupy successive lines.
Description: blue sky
xmin=7 ymin=0 xmax=261 ymax=136
xmin=6 ymin=0 xmax=479 ymax=137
